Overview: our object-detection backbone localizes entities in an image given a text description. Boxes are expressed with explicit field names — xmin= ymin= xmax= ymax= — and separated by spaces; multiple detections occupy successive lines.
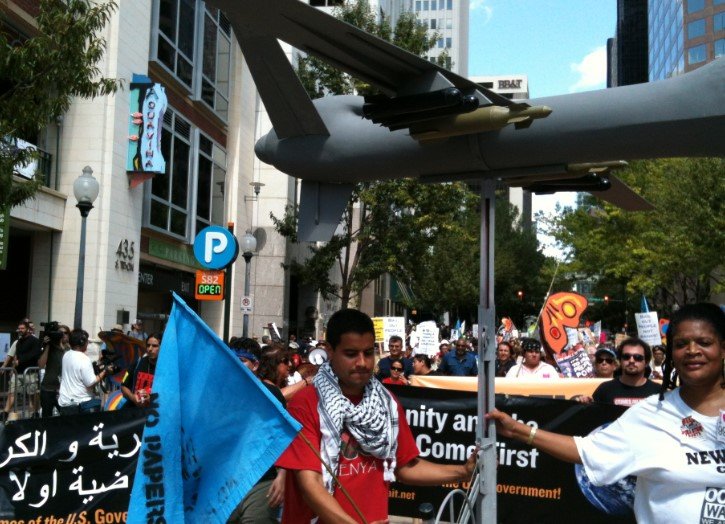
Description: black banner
xmin=387 ymin=386 xmax=636 ymax=524
xmin=0 ymin=409 xmax=146 ymax=522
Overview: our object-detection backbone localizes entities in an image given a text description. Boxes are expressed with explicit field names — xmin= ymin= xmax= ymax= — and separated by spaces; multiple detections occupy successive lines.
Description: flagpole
xmin=531 ymin=260 xmax=560 ymax=333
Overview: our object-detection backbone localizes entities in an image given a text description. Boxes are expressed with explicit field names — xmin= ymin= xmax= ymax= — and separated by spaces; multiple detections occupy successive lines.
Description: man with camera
xmin=58 ymin=329 xmax=115 ymax=414
xmin=38 ymin=322 xmax=71 ymax=418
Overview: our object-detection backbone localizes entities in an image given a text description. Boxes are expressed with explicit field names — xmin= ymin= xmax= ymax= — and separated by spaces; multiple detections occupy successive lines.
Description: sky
xmin=467 ymin=0 xmax=616 ymax=256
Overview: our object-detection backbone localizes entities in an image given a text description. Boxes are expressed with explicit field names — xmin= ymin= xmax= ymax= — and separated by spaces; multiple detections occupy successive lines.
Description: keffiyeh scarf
xmin=313 ymin=361 xmax=399 ymax=493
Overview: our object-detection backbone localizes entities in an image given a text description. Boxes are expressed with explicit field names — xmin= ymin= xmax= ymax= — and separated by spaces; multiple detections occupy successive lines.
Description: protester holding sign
xmin=488 ymin=303 xmax=725 ymax=524
xmin=121 ymin=332 xmax=162 ymax=408
xmin=277 ymin=309 xmax=477 ymax=524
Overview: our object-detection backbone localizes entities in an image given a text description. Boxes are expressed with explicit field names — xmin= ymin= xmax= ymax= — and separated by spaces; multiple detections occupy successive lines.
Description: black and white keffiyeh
xmin=313 ymin=361 xmax=399 ymax=493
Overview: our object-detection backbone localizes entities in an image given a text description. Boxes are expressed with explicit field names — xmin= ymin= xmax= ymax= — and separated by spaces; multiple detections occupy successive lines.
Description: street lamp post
xmin=73 ymin=166 xmax=100 ymax=329
xmin=240 ymin=231 xmax=257 ymax=338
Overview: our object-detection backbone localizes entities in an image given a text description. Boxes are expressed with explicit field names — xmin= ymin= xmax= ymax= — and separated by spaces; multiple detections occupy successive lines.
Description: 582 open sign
xmin=195 ymin=270 xmax=225 ymax=301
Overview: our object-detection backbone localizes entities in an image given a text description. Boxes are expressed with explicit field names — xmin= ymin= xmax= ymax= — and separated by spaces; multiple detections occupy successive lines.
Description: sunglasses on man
xmin=621 ymin=353 xmax=645 ymax=362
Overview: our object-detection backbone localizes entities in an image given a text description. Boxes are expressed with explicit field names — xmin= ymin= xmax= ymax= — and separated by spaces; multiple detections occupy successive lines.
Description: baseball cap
xmin=111 ymin=324 xmax=124 ymax=333
xmin=595 ymin=347 xmax=617 ymax=360
xmin=439 ymin=339 xmax=450 ymax=346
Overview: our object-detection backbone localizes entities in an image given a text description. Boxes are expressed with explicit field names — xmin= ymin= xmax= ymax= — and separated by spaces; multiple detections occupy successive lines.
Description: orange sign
xmin=541 ymin=292 xmax=588 ymax=354
xmin=195 ymin=270 xmax=225 ymax=301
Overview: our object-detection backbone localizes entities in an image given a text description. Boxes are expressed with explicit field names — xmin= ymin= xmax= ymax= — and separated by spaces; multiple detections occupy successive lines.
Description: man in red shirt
xmin=277 ymin=309 xmax=477 ymax=523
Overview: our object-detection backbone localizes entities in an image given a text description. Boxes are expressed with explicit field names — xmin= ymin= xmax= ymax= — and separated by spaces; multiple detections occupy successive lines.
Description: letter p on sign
xmin=193 ymin=225 xmax=239 ymax=270
xmin=204 ymin=231 xmax=228 ymax=263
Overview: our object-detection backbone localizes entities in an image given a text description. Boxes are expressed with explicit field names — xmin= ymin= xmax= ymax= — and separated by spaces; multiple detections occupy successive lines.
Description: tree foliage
xmin=410 ymin=193 xmax=551 ymax=324
xmin=0 ymin=0 xmax=120 ymax=209
xmin=549 ymin=158 xmax=725 ymax=315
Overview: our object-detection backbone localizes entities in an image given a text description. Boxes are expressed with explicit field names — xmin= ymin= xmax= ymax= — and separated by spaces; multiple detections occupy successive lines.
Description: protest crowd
xmin=0 ymin=300 xmax=722 ymax=524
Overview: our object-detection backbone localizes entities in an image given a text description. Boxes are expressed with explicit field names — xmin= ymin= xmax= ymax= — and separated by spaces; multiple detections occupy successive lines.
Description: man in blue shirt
xmin=376 ymin=335 xmax=413 ymax=380
xmin=439 ymin=338 xmax=478 ymax=376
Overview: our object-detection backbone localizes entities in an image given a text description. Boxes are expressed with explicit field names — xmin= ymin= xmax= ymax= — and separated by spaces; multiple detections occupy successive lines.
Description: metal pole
xmin=223 ymin=223 xmax=234 ymax=343
xmin=242 ymin=252 xmax=253 ymax=338
xmin=73 ymin=203 xmax=92 ymax=329
xmin=475 ymin=179 xmax=497 ymax=523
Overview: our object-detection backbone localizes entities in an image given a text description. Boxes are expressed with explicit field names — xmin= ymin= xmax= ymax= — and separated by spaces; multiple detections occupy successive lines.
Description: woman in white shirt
xmin=488 ymin=303 xmax=724 ymax=524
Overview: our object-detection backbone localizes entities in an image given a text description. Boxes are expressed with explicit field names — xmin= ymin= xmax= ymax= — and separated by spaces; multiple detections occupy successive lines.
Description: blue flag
xmin=128 ymin=293 xmax=301 ymax=523
xmin=640 ymin=295 xmax=650 ymax=313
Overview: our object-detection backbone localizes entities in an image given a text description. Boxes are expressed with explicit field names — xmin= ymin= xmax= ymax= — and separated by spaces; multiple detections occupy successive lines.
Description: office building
xmin=1 ymin=0 xmax=266 ymax=341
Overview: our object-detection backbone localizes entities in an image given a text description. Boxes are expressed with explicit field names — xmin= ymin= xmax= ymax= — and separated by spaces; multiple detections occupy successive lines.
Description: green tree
xmin=0 ymin=0 xmax=120 ymax=209
xmin=275 ymin=0 xmax=454 ymax=308
xmin=549 ymin=158 xmax=725 ymax=316
xmin=410 ymin=192 xmax=550 ymax=325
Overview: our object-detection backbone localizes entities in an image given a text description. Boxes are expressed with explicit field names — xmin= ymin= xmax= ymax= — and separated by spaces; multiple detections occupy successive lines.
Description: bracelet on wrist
xmin=526 ymin=425 xmax=538 ymax=446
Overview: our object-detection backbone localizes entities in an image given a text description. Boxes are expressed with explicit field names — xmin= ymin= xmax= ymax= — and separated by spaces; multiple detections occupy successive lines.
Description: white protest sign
xmin=373 ymin=317 xmax=406 ymax=346
xmin=635 ymin=311 xmax=661 ymax=347
xmin=416 ymin=321 xmax=440 ymax=356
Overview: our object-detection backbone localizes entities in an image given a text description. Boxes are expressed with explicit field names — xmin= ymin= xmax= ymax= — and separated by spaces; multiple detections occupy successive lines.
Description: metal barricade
xmin=13 ymin=366 xmax=41 ymax=420
xmin=0 ymin=366 xmax=17 ymax=420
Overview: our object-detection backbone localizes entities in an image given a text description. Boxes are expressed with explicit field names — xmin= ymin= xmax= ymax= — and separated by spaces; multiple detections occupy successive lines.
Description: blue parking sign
xmin=193 ymin=225 xmax=239 ymax=269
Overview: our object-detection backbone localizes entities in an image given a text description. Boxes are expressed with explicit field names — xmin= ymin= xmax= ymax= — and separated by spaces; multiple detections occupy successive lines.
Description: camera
xmin=40 ymin=320 xmax=64 ymax=344
xmin=94 ymin=350 xmax=122 ymax=376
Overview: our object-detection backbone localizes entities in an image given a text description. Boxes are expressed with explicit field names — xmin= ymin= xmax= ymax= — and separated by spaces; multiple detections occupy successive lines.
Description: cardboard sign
xmin=415 ymin=321 xmax=440 ymax=356
xmin=635 ymin=311 xmax=661 ymax=346
xmin=372 ymin=317 xmax=405 ymax=346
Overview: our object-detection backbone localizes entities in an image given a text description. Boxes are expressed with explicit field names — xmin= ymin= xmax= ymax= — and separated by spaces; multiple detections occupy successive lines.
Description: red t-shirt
xmin=276 ymin=385 xmax=419 ymax=523
xmin=382 ymin=376 xmax=408 ymax=386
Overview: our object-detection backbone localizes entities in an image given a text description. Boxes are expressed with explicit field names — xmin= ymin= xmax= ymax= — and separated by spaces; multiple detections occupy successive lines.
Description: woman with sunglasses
xmin=487 ymin=303 xmax=725 ymax=523
xmin=259 ymin=348 xmax=314 ymax=401
xmin=382 ymin=362 xmax=409 ymax=385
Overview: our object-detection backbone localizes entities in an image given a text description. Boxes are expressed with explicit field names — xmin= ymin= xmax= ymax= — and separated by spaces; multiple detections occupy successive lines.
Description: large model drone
xmin=207 ymin=0 xmax=724 ymax=241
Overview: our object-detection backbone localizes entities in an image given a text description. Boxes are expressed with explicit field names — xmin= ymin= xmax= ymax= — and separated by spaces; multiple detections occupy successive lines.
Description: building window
xmin=201 ymin=7 xmax=232 ymax=120
xmin=715 ymin=12 xmax=725 ymax=32
xmin=716 ymin=38 xmax=725 ymax=57
xmin=156 ymin=0 xmax=196 ymax=89
xmin=415 ymin=1 xmax=421 ymax=11
xmin=687 ymin=0 xmax=705 ymax=13
xmin=687 ymin=18 xmax=706 ymax=39
xmin=430 ymin=0 xmax=437 ymax=10
xmin=446 ymin=18 xmax=453 ymax=29
xmin=152 ymin=1 xmax=232 ymax=121
xmin=438 ymin=38 xmax=444 ymax=48
xmin=149 ymin=109 xmax=192 ymax=238
xmin=423 ymin=1 xmax=429 ymax=10
xmin=447 ymin=0 xmax=453 ymax=9
xmin=687 ymin=43 xmax=707 ymax=64
xmin=430 ymin=18 xmax=436 ymax=29
xmin=147 ymin=108 xmax=227 ymax=240
xmin=446 ymin=37 xmax=452 ymax=48
xmin=195 ymin=134 xmax=227 ymax=233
